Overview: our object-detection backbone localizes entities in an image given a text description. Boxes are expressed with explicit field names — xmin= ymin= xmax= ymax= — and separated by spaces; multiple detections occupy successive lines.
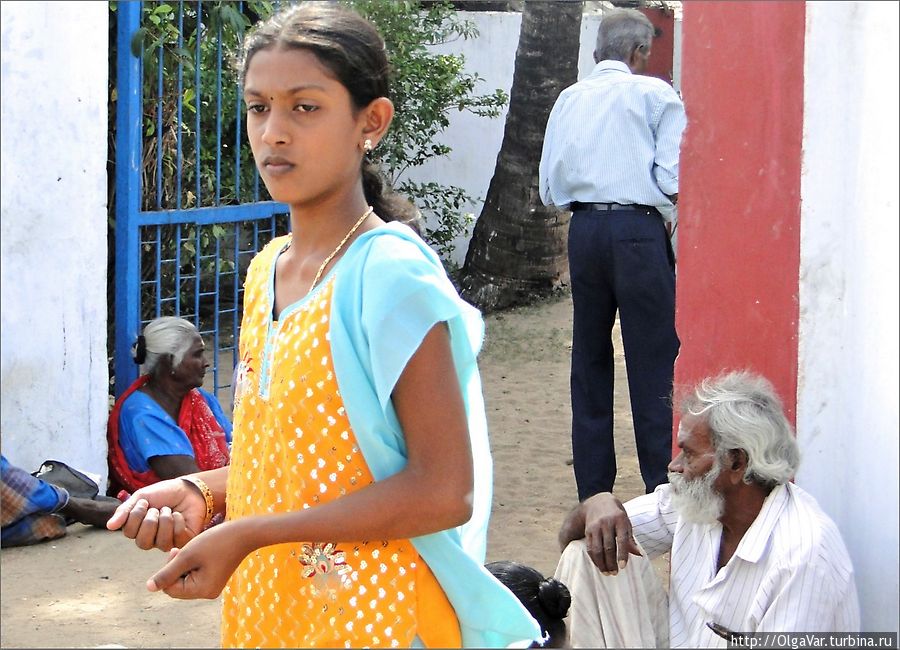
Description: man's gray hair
xmin=139 ymin=316 xmax=199 ymax=376
xmin=596 ymin=8 xmax=655 ymax=63
xmin=680 ymin=371 xmax=801 ymax=488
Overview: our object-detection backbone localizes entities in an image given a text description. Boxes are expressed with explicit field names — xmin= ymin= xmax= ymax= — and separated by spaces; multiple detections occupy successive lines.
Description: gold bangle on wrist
xmin=182 ymin=476 xmax=215 ymax=527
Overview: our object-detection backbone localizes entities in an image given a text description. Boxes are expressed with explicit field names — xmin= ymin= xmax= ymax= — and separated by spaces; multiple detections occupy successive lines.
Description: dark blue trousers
xmin=568 ymin=207 xmax=680 ymax=501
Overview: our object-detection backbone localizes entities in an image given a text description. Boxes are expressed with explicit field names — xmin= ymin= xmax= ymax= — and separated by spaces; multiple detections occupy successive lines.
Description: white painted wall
xmin=798 ymin=1 xmax=899 ymax=634
xmin=404 ymin=12 xmax=601 ymax=267
xmin=0 ymin=1 xmax=110 ymax=484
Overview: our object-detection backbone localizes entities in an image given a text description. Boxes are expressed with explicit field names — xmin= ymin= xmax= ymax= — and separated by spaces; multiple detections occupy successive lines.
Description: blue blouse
xmin=117 ymin=389 xmax=233 ymax=473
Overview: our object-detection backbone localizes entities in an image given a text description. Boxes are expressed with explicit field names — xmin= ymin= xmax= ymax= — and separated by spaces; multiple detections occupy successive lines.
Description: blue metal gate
xmin=114 ymin=1 xmax=288 ymax=407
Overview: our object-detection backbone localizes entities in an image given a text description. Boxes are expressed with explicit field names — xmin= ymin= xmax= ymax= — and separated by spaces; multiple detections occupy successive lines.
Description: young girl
xmin=107 ymin=4 xmax=541 ymax=648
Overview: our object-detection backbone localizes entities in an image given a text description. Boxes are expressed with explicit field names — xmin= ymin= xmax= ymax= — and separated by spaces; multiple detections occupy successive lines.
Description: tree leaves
xmin=348 ymin=0 xmax=507 ymax=261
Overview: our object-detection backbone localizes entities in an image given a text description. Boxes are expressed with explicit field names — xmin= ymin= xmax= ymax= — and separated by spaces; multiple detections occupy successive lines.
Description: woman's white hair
xmin=136 ymin=316 xmax=199 ymax=376
xmin=680 ymin=370 xmax=800 ymax=488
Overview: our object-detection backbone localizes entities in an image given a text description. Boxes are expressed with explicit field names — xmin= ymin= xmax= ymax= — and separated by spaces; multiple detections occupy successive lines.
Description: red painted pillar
xmin=674 ymin=1 xmax=806 ymax=442
xmin=640 ymin=6 xmax=676 ymax=85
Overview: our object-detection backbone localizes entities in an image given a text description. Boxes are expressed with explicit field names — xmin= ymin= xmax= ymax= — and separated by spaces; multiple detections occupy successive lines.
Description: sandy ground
xmin=0 ymin=292 xmax=652 ymax=648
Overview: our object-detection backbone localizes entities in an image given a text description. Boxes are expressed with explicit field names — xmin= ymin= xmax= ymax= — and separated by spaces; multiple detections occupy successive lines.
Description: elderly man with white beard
xmin=554 ymin=371 xmax=860 ymax=648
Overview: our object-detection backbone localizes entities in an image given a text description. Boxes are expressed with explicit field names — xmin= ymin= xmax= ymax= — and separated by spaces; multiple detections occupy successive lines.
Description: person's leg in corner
xmin=554 ymin=539 xmax=669 ymax=648
xmin=1 ymin=456 xmax=120 ymax=547
xmin=1 ymin=455 xmax=69 ymax=547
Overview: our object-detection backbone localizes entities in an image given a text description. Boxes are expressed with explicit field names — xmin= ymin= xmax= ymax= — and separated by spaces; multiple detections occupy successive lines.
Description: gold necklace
xmin=304 ymin=205 xmax=374 ymax=294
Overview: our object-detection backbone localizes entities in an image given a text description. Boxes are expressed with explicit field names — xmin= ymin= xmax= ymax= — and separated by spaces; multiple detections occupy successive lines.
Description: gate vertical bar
xmin=114 ymin=1 xmax=143 ymax=398
xmin=114 ymin=2 xmax=289 ymax=402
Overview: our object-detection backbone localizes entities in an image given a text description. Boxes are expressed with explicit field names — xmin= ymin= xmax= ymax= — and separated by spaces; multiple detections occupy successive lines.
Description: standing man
xmin=539 ymin=8 xmax=686 ymax=500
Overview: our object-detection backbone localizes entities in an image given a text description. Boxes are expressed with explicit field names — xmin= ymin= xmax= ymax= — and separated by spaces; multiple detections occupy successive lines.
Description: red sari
xmin=107 ymin=376 xmax=230 ymax=494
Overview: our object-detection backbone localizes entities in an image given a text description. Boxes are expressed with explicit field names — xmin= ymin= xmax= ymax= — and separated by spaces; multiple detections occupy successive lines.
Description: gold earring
xmin=363 ymin=139 xmax=373 ymax=154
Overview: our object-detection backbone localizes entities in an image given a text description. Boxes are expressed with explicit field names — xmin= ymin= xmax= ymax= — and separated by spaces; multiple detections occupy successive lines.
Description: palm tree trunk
xmin=458 ymin=0 xmax=583 ymax=312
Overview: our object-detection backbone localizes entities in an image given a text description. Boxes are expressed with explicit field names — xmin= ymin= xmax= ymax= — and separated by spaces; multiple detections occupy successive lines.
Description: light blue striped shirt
xmin=539 ymin=60 xmax=686 ymax=209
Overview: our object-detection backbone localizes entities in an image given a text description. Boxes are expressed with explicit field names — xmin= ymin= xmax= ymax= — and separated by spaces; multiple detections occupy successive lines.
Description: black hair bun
xmin=132 ymin=335 xmax=147 ymax=365
xmin=537 ymin=577 xmax=572 ymax=620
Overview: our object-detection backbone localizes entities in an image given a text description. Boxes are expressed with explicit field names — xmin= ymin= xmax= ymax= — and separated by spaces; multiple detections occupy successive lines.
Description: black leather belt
xmin=570 ymin=202 xmax=656 ymax=212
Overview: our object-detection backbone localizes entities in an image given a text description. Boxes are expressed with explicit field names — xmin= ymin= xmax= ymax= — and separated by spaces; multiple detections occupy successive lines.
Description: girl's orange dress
xmin=220 ymin=237 xmax=460 ymax=648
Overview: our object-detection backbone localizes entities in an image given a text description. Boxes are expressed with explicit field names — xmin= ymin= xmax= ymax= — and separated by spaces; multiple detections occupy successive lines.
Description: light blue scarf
xmin=328 ymin=222 xmax=541 ymax=648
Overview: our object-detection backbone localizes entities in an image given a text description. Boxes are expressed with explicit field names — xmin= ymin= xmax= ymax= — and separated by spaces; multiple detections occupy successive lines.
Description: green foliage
xmin=113 ymin=0 xmax=506 ymax=268
xmin=350 ymin=0 xmax=508 ymax=259
xmin=129 ymin=0 xmax=274 ymax=213
xmin=399 ymin=181 xmax=473 ymax=268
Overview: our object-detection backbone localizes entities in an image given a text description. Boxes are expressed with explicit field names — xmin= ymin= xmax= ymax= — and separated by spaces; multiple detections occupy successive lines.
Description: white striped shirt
xmin=539 ymin=60 xmax=686 ymax=208
xmin=626 ymin=483 xmax=860 ymax=647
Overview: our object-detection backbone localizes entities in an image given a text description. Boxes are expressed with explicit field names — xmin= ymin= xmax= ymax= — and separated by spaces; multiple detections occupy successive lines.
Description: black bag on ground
xmin=31 ymin=460 xmax=100 ymax=500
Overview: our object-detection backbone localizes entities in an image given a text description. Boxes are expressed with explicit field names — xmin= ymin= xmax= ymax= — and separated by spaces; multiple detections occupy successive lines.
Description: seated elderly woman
xmin=107 ymin=316 xmax=232 ymax=496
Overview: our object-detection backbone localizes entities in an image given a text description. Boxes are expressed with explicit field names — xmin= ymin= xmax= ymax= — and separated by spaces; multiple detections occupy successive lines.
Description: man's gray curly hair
xmin=680 ymin=370 xmax=800 ymax=488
